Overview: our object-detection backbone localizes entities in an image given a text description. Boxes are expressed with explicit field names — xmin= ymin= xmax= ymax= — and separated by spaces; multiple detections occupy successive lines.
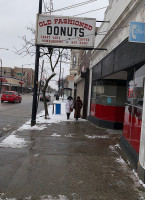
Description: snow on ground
xmin=116 ymin=157 xmax=127 ymax=164
xmin=0 ymin=195 xmax=69 ymax=200
xmin=19 ymin=102 xmax=86 ymax=132
xmin=51 ymin=133 xmax=61 ymax=137
xmin=0 ymin=135 xmax=29 ymax=148
xmin=0 ymin=101 xmax=86 ymax=149
xmin=132 ymin=169 xmax=145 ymax=188
xmin=40 ymin=195 xmax=69 ymax=200
xmin=18 ymin=124 xmax=47 ymax=131
xmin=85 ymin=135 xmax=109 ymax=139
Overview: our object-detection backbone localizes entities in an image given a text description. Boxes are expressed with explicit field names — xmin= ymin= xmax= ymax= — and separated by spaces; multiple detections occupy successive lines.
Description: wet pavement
xmin=0 ymin=119 xmax=145 ymax=200
xmin=0 ymin=94 xmax=44 ymax=138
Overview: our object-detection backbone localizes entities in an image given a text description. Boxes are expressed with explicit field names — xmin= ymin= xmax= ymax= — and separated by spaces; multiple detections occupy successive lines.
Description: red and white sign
xmin=0 ymin=78 xmax=7 ymax=83
xmin=35 ymin=15 xmax=96 ymax=48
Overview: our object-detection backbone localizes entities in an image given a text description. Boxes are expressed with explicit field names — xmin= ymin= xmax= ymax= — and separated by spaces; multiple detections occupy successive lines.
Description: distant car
xmin=40 ymin=94 xmax=51 ymax=102
xmin=1 ymin=91 xmax=22 ymax=103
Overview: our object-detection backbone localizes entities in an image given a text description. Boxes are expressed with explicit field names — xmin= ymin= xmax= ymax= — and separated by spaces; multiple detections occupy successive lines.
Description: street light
xmin=21 ymin=65 xmax=23 ymax=94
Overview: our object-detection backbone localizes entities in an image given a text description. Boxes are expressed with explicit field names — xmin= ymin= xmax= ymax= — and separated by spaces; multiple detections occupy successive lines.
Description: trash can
xmin=55 ymin=103 xmax=61 ymax=114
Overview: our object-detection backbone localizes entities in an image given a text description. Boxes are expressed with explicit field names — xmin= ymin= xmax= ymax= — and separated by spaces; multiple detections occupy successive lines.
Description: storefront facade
xmin=87 ymin=0 xmax=145 ymax=182
xmin=0 ymin=77 xmax=23 ymax=93
xmin=123 ymin=65 xmax=145 ymax=155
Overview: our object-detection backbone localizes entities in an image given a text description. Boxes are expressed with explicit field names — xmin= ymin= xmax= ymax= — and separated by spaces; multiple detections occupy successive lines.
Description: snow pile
xmin=0 ymin=102 xmax=86 ymax=149
xmin=0 ymin=135 xmax=29 ymax=148
xmin=132 ymin=169 xmax=145 ymax=188
xmin=18 ymin=103 xmax=86 ymax=131
xmin=51 ymin=133 xmax=61 ymax=137
xmin=116 ymin=157 xmax=126 ymax=164
xmin=85 ymin=135 xmax=109 ymax=139
xmin=18 ymin=124 xmax=47 ymax=131
xmin=40 ymin=195 xmax=69 ymax=200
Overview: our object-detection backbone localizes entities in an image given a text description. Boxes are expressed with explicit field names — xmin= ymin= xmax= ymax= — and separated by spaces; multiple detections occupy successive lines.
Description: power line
xmin=73 ymin=6 xmax=107 ymax=17
xmin=97 ymin=24 xmax=129 ymax=34
xmin=51 ymin=0 xmax=98 ymax=13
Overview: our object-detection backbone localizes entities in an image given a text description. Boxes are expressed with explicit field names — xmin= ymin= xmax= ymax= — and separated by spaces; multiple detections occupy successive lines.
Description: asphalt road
xmin=0 ymin=94 xmax=45 ymax=138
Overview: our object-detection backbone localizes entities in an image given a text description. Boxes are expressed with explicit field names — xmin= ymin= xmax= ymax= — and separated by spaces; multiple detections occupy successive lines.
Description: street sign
xmin=129 ymin=22 xmax=145 ymax=43
xmin=17 ymin=73 xmax=22 ymax=76
xmin=35 ymin=14 xmax=96 ymax=48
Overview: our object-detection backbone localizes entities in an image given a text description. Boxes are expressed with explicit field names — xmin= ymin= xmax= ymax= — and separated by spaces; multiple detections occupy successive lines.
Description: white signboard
xmin=36 ymin=14 xmax=96 ymax=48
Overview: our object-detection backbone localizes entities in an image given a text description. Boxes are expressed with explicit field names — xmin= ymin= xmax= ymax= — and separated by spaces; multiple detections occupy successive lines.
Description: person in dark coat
xmin=74 ymin=96 xmax=83 ymax=121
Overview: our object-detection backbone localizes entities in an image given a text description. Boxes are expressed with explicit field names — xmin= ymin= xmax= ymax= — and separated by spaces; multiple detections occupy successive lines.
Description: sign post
xmin=31 ymin=0 xmax=42 ymax=126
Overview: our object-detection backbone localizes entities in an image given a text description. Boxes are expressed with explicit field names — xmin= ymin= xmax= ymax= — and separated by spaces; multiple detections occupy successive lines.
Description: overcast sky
xmin=0 ymin=0 xmax=109 ymax=89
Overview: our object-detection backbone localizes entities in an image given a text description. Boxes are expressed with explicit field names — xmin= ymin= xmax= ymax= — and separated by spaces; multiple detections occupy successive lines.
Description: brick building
xmin=0 ymin=66 xmax=34 ymax=93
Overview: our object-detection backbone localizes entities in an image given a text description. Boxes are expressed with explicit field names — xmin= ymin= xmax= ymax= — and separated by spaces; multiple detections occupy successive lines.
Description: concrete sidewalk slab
xmin=0 ymin=120 xmax=145 ymax=200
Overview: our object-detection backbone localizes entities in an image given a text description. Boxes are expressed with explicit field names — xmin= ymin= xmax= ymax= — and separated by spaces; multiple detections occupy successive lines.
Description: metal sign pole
xmin=31 ymin=0 xmax=42 ymax=126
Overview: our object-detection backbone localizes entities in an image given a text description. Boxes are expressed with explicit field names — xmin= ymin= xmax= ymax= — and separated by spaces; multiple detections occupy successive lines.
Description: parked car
xmin=1 ymin=91 xmax=22 ymax=103
xmin=40 ymin=94 xmax=51 ymax=102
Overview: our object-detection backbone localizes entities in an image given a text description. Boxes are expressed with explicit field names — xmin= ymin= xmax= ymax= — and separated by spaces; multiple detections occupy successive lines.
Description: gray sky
xmin=0 ymin=0 xmax=109 ymax=89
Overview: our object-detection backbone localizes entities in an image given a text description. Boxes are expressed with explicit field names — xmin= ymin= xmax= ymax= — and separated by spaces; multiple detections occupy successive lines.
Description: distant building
xmin=0 ymin=66 xmax=34 ymax=93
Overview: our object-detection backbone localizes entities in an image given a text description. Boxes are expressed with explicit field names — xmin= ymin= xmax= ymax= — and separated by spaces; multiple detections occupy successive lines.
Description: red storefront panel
xmin=94 ymin=104 xmax=125 ymax=122
xmin=123 ymin=111 xmax=141 ymax=154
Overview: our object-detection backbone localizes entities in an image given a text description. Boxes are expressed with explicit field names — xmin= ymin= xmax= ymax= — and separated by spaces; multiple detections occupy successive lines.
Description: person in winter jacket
xmin=74 ymin=96 xmax=83 ymax=121
xmin=65 ymin=96 xmax=74 ymax=120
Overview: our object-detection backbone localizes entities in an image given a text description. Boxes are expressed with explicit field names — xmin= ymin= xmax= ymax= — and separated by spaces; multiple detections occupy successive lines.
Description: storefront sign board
xmin=35 ymin=15 xmax=96 ymax=48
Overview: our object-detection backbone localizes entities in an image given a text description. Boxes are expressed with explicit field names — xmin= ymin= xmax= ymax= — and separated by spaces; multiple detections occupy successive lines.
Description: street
xmin=0 ymin=94 xmax=46 ymax=138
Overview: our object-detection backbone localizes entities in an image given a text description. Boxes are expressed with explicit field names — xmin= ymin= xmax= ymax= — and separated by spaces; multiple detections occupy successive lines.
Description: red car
xmin=1 ymin=91 xmax=22 ymax=103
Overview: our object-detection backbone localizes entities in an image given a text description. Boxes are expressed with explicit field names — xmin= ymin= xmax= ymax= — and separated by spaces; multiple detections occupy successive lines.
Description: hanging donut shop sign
xmin=35 ymin=15 xmax=96 ymax=48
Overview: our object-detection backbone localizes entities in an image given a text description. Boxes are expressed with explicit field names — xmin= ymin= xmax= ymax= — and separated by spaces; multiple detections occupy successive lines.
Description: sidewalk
xmin=0 ymin=103 xmax=145 ymax=200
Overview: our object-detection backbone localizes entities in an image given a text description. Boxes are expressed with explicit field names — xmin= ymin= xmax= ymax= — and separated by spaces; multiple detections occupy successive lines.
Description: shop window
xmin=123 ymin=65 xmax=145 ymax=153
xmin=91 ymin=80 xmax=127 ymax=106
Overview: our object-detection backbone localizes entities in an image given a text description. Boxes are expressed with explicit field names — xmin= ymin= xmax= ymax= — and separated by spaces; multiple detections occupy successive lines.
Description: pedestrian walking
xmin=74 ymin=96 xmax=83 ymax=121
xmin=65 ymin=96 xmax=74 ymax=120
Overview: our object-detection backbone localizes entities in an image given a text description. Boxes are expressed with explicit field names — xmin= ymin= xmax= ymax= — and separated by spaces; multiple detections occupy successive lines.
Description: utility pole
xmin=21 ymin=65 xmax=23 ymax=94
xmin=59 ymin=54 xmax=62 ymax=96
xmin=31 ymin=0 xmax=42 ymax=126
xmin=61 ymin=67 xmax=64 ymax=97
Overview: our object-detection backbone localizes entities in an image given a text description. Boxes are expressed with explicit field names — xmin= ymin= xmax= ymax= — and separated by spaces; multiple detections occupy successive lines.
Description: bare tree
xmin=15 ymin=26 xmax=70 ymax=119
